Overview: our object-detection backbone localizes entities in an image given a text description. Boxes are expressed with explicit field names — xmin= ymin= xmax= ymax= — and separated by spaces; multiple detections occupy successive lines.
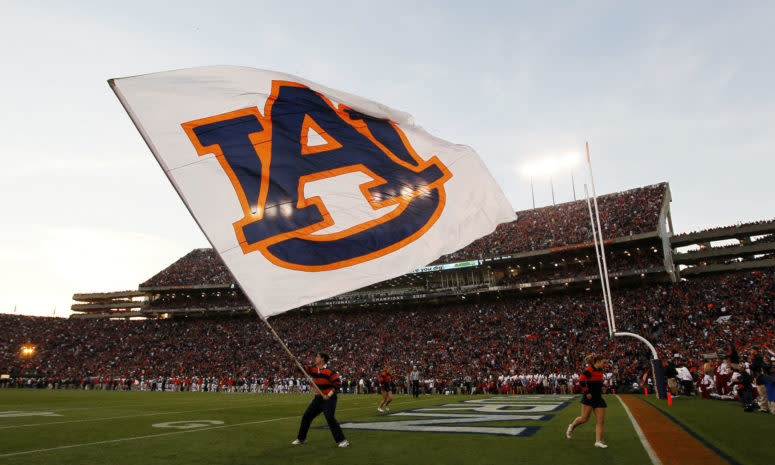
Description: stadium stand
xmin=141 ymin=248 xmax=234 ymax=287
xmin=431 ymin=183 xmax=667 ymax=263
xmin=3 ymin=182 xmax=773 ymax=399
xmin=69 ymin=182 xmax=675 ymax=318
xmin=3 ymin=269 xmax=773 ymax=396
xmin=134 ymin=183 xmax=669 ymax=291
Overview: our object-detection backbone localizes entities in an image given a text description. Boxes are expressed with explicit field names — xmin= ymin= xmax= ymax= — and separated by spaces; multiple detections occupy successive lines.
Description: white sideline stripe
xmin=0 ymin=397 xmax=429 ymax=457
xmin=616 ymin=395 xmax=661 ymax=465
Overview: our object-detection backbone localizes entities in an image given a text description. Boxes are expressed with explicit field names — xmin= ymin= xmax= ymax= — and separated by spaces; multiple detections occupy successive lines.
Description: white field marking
xmin=5 ymin=392 xmax=376 ymax=417
xmin=0 ymin=396 xmax=255 ymax=413
xmin=0 ymin=393 xmax=456 ymax=431
xmin=0 ymin=396 xmax=418 ymax=430
xmin=152 ymin=420 xmax=224 ymax=429
xmin=0 ymin=398 xmax=427 ymax=458
xmin=0 ymin=415 xmax=298 ymax=458
xmin=616 ymin=395 xmax=661 ymax=465
xmin=0 ymin=402 xmax=160 ymax=412
xmin=463 ymin=396 xmax=576 ymax=403
xmin=0 ymin=411 xmax=62 ymax=418
xmin=0 ymin=397 xmax=301 ymax=430
xmin=414 ymin=402 xmax=564 ymax=413
xmin=0 ymin=390 xmax=310 ymax=412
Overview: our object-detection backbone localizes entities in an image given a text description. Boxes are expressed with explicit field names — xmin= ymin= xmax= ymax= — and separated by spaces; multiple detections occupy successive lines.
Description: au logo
xmin=334 ymin=396 xmax=573 ymax=437
xmin=183 ymin=81 xmax=452 ymax=271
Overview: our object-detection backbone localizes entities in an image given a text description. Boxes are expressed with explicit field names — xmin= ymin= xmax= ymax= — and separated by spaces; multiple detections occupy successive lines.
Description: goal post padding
xmin=651 ymin=358 xmax=667 ymax=399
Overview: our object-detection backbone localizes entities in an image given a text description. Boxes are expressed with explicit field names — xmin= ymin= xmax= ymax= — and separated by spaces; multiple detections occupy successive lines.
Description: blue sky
xmin=1 ymin=1 xmax=773 ymax=316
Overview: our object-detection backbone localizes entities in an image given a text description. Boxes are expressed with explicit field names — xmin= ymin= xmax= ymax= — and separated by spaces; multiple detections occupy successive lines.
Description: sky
xmin=1 ymin=1 xmax=773 ymax=317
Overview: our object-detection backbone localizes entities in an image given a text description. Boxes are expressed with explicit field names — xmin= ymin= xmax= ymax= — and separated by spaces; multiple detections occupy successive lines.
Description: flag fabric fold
xmin=110 ymin=66 xmax=515 ymax=317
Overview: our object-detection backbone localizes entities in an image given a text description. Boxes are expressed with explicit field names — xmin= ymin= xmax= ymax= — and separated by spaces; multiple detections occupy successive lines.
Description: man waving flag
xmin=110 ymin=66 xmax=515 ymax=317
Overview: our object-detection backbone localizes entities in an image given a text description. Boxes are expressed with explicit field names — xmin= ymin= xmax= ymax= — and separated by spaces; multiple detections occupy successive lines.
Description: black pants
xmin=412 ymin=380 xmax=420 ymax=397
xmin=297 ymin=394 xmax=345 ymax=443
xmin=680 ymin=380 xmax=693 ymax=395
xmin=739 ymin=388 xmax=755 ymax=410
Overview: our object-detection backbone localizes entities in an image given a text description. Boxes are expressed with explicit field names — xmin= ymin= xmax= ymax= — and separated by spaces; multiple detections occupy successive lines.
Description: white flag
xmin=110 ymin=66 xmax=515 ymax=317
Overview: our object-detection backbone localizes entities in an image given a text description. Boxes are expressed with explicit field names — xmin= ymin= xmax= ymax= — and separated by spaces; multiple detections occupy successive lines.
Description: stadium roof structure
xmin=69 ymin=183 xmax=774 ymax=319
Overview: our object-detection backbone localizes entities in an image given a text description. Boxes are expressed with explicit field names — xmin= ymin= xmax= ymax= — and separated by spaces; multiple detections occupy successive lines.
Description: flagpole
xmin=257 ymin=313 xmax=325 ymax=396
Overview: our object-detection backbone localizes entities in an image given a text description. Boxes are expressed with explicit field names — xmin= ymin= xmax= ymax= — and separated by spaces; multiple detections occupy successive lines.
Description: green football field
xmin=0 ymin=390 xmax=768 ymax=464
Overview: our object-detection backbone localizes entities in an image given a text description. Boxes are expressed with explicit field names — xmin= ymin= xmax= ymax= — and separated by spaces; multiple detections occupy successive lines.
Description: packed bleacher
xmin=674 ymin=219 xmax=775 ymax=238
xmin=432 ymin=183 xmax=666 ymax=264
xmin=141 ymin=248 xmax=233 ymax=287
xmin=679 ymin=233 xmax=775 ymax=253
xmin=3 ymin=269 xmax=772 ymax=396
xmin=138 ymin=183 xmax=667 ymax=288
xmin=756 ymin=234 xmax=775 ymax=244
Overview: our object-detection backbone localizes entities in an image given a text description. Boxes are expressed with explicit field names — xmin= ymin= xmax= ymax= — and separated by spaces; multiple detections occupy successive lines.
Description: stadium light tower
xmin=537 ymin=158 xmax=558 ymax=206
xmin=521 ymin=152 xmax=581 ymax=208
xmin=520 ymin=163 xmax=538 ymax=209
xmin=561 ymin=152 xmax=581 ymax=201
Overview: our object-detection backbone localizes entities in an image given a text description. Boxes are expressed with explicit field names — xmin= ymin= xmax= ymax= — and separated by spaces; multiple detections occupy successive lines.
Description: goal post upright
xmin=584 ymin=142 xmax=667 ymax=399
xmin=584 ymin=183 xmax=614 ymax=337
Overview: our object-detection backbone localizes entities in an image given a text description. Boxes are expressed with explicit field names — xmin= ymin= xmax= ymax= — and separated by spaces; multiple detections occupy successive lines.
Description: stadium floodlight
xmin=521 ymin=163 xmax=539 ymax=177
xmin=520 ymin=158 xmax=557 ymax=207
xmin=537 ymin=158 xmax=559 ymax=175
xmin=561 ymin=152 xmax=581 ymax=167
xmin=521 ymin=152 xmax=581 ymax=207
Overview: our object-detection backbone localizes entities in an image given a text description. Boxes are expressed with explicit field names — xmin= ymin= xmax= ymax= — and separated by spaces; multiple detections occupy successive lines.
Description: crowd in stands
xmin=754 ymin=234 xmax=775 ymax=245
xmin=676 ymin=234 xmax=775 ymax=256
xmin=431 ymin=183 xmax=666 ymax=264
xmin=138 ymin=184 xmax=667 ymax=288
xmin=674 ymin=219 xmax=775 ymax=238
xmin=3 ymin=269 xmax=772 ymax=398
xmin=141 ymin=248 xmax=233 ymax=287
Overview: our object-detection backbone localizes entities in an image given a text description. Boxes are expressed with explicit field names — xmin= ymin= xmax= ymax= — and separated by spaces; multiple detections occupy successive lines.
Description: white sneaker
xmin=338 ymin=439 xmax=349 ymax=448
xmin=594 ymin=441 xmax=608 ymax=449
xmin=377 ymin=407 xmax=384 ymax=412
xmin=566 ymin=424 xmax=573 ymax=439
xmin=291 ymin=439 xmax=306 ymax=445
xmin=385 ymin=406 xmax=390 ymax=412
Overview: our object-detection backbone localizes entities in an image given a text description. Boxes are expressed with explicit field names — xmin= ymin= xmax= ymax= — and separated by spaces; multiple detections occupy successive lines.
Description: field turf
xmin=0 ymin=390 xmax=767 ymax=464
xmin=639 ymin=394 xmax=772 ymax=465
